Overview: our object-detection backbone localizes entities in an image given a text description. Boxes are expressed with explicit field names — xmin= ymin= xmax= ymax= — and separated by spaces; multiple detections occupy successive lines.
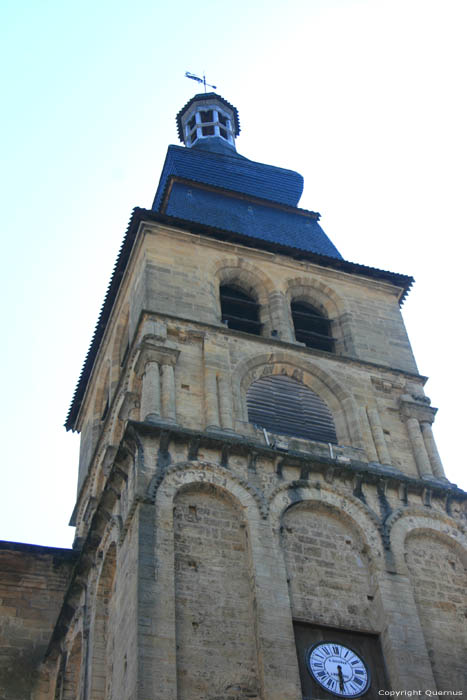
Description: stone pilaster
xmin=140 ymin=359 xmax=161 ymax=422
xmin=367 ymin=407 xmax=392 ymax=465
xmin=204 ymin=368 xmax=220 ymax=430
xmin=161 ymin=363 xmax=177 ymax=422
xmin=218 ymin=373 xmax=234 ymax=431
xmin=359 ymin=406 xmax=379 ymax=462
xmin=342 ymin=396 xmax=365 ymax=450
xmin=376 ymin=570 xmax=436 ymax=690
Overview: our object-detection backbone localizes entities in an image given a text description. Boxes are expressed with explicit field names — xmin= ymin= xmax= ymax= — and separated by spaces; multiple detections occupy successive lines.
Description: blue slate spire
xmin=152 ymin=93 xmax=342 ymax=260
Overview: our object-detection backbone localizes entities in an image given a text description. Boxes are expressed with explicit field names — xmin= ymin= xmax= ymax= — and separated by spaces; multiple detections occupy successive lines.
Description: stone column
xmin=406 ymin=417 xmax=433 ymax=478
xmin=342 ymin=396 xmax=365 ymax=450
xmin=400 ymin=395 xmax=441 ymax=480
xmin=136 ymin=338 xmax=179 ymax=424
xmin=204 ymin=368 xmax=220 ymax=430
xmin=359 ymin=406 xmax=379 ymax=462
xmin=367 ymin=407 xmax=392 ymax=465
xmin=269 ymin=290 xmax=293 ymax=341
xmin=218 ymin=373 xmax=234 ymax=431
xmin=421 ymin=421 xmax=447 ymax=480
xmin=140 ymin=360 xmax=161 ymax=422
xmin=161 ymin=363 xmax=177 ymax=422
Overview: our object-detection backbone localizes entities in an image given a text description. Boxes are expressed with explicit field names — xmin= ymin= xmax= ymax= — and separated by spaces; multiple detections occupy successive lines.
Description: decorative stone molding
xmin=139 ymin=319 xmax=167 ymax=341
xmin=102 ymin=445 xmax=118 ymax=476
xmin=148 ymin=460 xmax=268 ymax=518
xmin=399 ymin=394 xmax=437 ymax=424
xmin=233 ymin=350 xmax=356 ymax=446
xmin=371 ymin=375 xmax=405 ymax=393
xmin=135 ymin=341 xmax=180 ymax=376
xmin=118 ymin=391 xmax=140 ymax=421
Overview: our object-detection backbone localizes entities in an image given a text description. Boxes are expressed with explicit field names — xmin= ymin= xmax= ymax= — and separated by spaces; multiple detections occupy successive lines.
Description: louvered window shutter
xmin=291 ymin=301 xmax=334 ymax=352
xmin=220 ymin=285 xmax=261 ymax=335
xmin=247 ymin=374 xmax=337 ymax=444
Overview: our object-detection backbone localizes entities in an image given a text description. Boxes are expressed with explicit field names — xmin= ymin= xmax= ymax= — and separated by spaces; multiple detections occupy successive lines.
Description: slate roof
xmin=161 ymin=178 xmax=342 ymax=259
xmin=65 ymin=207 xmax=414 ymax=432
xmin=152 ymin=144 xmax=304 ymax=210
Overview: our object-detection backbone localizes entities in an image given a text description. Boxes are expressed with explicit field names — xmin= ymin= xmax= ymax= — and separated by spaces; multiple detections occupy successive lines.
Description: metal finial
xmin=185 ymin=71 xmax=217 ymax=93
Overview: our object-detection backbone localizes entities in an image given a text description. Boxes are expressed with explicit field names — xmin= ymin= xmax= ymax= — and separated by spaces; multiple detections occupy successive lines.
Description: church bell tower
xmin=48 ymin=92 xmax=466 ymax=699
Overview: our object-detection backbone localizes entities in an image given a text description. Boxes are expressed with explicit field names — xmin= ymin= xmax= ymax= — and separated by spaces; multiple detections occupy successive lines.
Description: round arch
xmin=232 ymin=351 xmax=362 ymax=446
xmin=285 ymin=276 xmax=346 ymax=318
xmin=211 ymin=256 xmax=277 ymax=335
xmin=286 ymin=276 xmax=350 ymax=353
xmin=387 ymin=507 xmax=467 ymax=575
xmin=154 ymin=460 xmax=265 ymax=517
xmin=212 ymin=256 xmax=276 ymax=298
xmin=269 ymin=481 xmax=385 ymax=573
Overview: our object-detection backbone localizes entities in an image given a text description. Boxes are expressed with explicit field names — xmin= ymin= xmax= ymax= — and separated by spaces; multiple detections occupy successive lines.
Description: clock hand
xmin=337 ymin=665 xmax=344 ymax=693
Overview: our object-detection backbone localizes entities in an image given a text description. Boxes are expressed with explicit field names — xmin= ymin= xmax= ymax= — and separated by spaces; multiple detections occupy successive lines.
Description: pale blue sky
xmin=1 ymin=0 xmax=466 ymax=547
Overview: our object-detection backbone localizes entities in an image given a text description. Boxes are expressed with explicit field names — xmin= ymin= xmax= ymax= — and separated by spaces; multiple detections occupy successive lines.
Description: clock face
xmin=306 ymin=642 xmax=371 ymax=698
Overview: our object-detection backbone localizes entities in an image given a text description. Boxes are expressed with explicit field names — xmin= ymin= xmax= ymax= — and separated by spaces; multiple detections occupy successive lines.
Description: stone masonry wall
xmin=173 ymin=486 xmax=260 ymax=700
xmin=405 ymin=532 xmax=467 ymax=690
xmin=281 ymin=502 xmax=375 ymax=632
xmin=0 ymin=542 xmax=75 ymax=700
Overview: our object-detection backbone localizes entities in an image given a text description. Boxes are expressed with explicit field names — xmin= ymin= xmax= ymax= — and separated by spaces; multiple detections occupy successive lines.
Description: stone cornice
xmin=128 ymin=419 xmax=466 ymax=500
xmin=399 ymin=394 xmax=438 ymax=423
xmin=140 ymin=308 xmax=428 ymax=384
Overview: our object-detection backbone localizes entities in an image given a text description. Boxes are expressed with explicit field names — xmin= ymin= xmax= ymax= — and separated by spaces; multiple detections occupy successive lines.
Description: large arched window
xmin=291 ymin=301 xmax=334 ymax=352
xmin=247 ymin=374 xmax=337 ymax=444
xmin=220 ymin=284 xmax=261 ymax=335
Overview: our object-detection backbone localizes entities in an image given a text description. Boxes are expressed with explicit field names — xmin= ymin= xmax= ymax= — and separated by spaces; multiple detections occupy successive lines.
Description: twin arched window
xmin=219 ymin=283 xmax=334 ymax=352
xmin=247 ymin=374 xmax=338 ymax=444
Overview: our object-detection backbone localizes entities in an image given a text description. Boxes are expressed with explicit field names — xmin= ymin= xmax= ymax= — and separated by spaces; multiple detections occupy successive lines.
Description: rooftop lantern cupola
xmin=176 ymin=93 xmax=240 ymax=153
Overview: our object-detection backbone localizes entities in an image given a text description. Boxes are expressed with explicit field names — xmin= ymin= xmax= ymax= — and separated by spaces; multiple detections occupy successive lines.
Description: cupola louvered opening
xmin=247 ymin=374 xmax=338 ymax=444
xmin=220 ymin=284 xmax=262 ymax=335
xmin=291 ymin=301 xmax=334 ymax=352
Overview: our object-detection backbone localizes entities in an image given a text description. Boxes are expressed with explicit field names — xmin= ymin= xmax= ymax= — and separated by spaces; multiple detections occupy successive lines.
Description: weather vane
xmin=185 ymin=71 xmax=217 ymax=93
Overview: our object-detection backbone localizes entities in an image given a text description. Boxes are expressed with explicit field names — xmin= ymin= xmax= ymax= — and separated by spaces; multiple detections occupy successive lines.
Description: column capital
xmin=399 ymin=394 xmax=437 ymax=424
xmin=135 ymin=340 xmax=180 ymax=376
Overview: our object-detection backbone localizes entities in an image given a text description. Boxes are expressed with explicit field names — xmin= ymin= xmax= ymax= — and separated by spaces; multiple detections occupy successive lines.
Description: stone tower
xmin=40 ymin=93 xmax=467 ymax=698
